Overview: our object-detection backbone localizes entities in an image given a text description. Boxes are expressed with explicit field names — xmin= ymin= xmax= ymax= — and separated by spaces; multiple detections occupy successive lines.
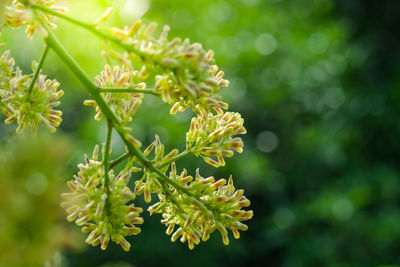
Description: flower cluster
xmin=108 ymin=20 xmax=230 ymax=116
xmin=0 ymin=50 xmax=63 ymax=133
xmin=84 ymin=64 xmax=145 ymax=125
xmin=1 ymin=1 xmax=253 ymax=253
xmin=134 ymin=135 xmax=180 ymax=203
xmin=4 ymin=0 xmax=68 ymax=39
xmin=61 ymin=145 xmax=144 ymax=251
xmin=0 ymin=50 xmax=14 ymax=91
xmin=148 ymin=164 xmax=253 ymax=249
xmin=186 ymin=112 xmax=246 ymax=167
xmin=143 ymin=135 xmax=180 ymax=167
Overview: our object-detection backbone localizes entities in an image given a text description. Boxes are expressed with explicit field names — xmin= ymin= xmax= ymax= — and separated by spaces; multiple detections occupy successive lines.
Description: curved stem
xmin=42 ymin=23 xmax=120 ymax=124
xmin=31 ymin=4 xmax=145 ymax=58
xmin=103 ymin=120 xmax=113 ymax=212
xmin=39 ymin=20 xmax=216 ymax=213
xmin=28 ymin=44 xmax=49 ymax=94
xmin=100 ymin=87 xmax=158 ymax=96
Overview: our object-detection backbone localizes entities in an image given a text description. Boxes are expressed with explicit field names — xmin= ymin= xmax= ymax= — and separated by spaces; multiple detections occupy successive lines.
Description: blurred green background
xmin=1 ymin=0 xmax=400 ymax=266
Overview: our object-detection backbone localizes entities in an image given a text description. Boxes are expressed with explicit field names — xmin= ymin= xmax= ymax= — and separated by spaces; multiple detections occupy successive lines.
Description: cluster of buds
xmin=0 ymin=50 xmax=14 ymax=91
xmin=61 ymin=145 xmax=144 ymax=251
xmin=134 ymin=135 xmax=180 ymax=203
xmin=3 ymin=0 xmax=68 ymax=39
xmin=84 ymin=64 xmax=145 ymax=125
xmin=134 ymin=170 xmax=162 ymax=204
xmin=186 ymin=112 xmax=246 ymax=167
xmin=108 ymin=20 xmax=230 ymax=116
xmin=0 ymin=50 xmax=63 ymax=133
xmin=143 ymin=135 xmax=180 ymax=168
xmin=148 ymin=164 xmax=253 ymax=249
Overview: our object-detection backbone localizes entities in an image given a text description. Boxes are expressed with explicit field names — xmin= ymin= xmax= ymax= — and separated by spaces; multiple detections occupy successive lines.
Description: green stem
xmin=100 ymin=87 xmax=158 ymax=96
xmin=28 ymin=44 xmax=49 ymax=94
xmin=42 ymin=23 xmax=120 ymax=124
xmin=103 ymin=120 xmax=113 ymax=212
xmin=43 ymin=21 xmax=191 ymax=219
xmin=40 ymin=22 xmax=200 ymax=205
xmin=158 ymin=150 xmax=190 ymax=169
xmin=110 ymin=152 xmax=130 ymax=168
xmin=32 ymin=4 xmax=179 ymax=82
xmin=31 ymin=4 xmax=146 ymax=58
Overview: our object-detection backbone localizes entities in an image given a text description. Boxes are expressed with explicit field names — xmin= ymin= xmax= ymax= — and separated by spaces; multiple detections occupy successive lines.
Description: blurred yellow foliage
xmin=0 ymin=133 xmax=83 ymax=266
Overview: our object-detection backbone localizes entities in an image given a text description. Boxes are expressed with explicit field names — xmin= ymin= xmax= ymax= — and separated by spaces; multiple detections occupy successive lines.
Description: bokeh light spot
xmin=256 ymin=131 xmax=279 ymax=153
xmin=323 ymin=87 xmax=346 ymax=109
xmin=255 ymin=33 xmax=277 ymax=56
xmin=209 ymin=1 xmax=232 ymax=23
xmin=25 ymin=173 xmax=48 ymax=195
xmin=273 ymin=208 xmax=295 ymax=230
xmin=119 ymin=0 xmax=150 ymax=20
xmin=331 ymin=198 xmax=354 ymax=221
xmin=308 ymin=32 xmax=330 ymax=54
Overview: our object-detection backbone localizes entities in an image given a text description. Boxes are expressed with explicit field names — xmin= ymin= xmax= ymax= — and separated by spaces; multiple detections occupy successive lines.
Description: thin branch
xmin=99 ymin=87 xmax=158 ymax=96
xmin=158 ymin=150 xmax=190 ymax=169
xmin=31 ymin=4 xmax=146 ymax=58
xmin=103 ymin=120 xmax=113 ymax=212
xmin=110 ymin=152 xmax=130 ymax=168
xmin=40 ymin=20 xmax=216 ymax=213
xmin=42 ymin=22 xmax=120 ymax=124
xmin=28 ymin=44 xmax=50 ymax=94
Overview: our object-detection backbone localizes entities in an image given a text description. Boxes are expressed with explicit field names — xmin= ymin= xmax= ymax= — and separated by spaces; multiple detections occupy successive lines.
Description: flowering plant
xmin=0 ymin=0 xmax=252 ymax=252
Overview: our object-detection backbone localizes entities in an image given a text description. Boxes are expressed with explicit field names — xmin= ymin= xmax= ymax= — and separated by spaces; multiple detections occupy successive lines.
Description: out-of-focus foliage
xmin=0 ymin=0 xmax=399 ymax=266
xmin=0 ymin=134 xmax=83 ymax=266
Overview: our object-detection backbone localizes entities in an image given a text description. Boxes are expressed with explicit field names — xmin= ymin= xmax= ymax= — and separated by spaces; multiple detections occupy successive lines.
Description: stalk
xmin=28 ymin=45 xmax=49 ymax=94
xmin=100 ymin=87 xmax=158 ymax=96
xmin=40 ymin=22 xmax=202 ymax=205
xmin=103 ymin=120 xmax=113 ymax=212
xmin=32 ymin=5 xmax=145 ymax=58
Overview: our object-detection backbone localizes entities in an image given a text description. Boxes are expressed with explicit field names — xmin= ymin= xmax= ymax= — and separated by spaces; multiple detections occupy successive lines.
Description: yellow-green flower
xmin=148 ymin=164 xmax=253 ymax=249
xmin=84 ymin=64 xmax=145 ymax=125
xmin=61 ymin=145 xmax=144 ymax=251
xmin=109 ymin=21 xmax=230 ymax=116
xmin=0 ymin=51 xmax=63 ymax=133
xmin=4 ymin=0 xmax=68 ymax=39
xmin=0 ymin=50 xmax=14 ymax=91
xmin=186 ymin=112 xmax=246 ymax=167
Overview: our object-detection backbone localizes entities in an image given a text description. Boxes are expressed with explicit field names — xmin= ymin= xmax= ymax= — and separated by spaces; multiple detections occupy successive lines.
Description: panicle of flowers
xmin=108 ymin=20 xmax=230 ymax=116
xmin=186 ymin=111 xmax=246 ymax=167
xmin=61 ymin=145 xmax=144 ymax=251
xmin=148 ymin=164 xmax=253 ymax=250
xmin=134 ymin=135 xmax=180 ymax=203
xmin=0 ymin=51 xmax=63 ymax=133
xmin=0 ymin=2 xmax=253 ymax=252
xmin=4 ymin=0 xmax=68 ymax=39
xmin=0 ymin=50 xmax=15 ymax=91
xmin=0 ymin=50 xmax=14 ymax=120
xmin=84 ymin=64 xmax=145 ymax=125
